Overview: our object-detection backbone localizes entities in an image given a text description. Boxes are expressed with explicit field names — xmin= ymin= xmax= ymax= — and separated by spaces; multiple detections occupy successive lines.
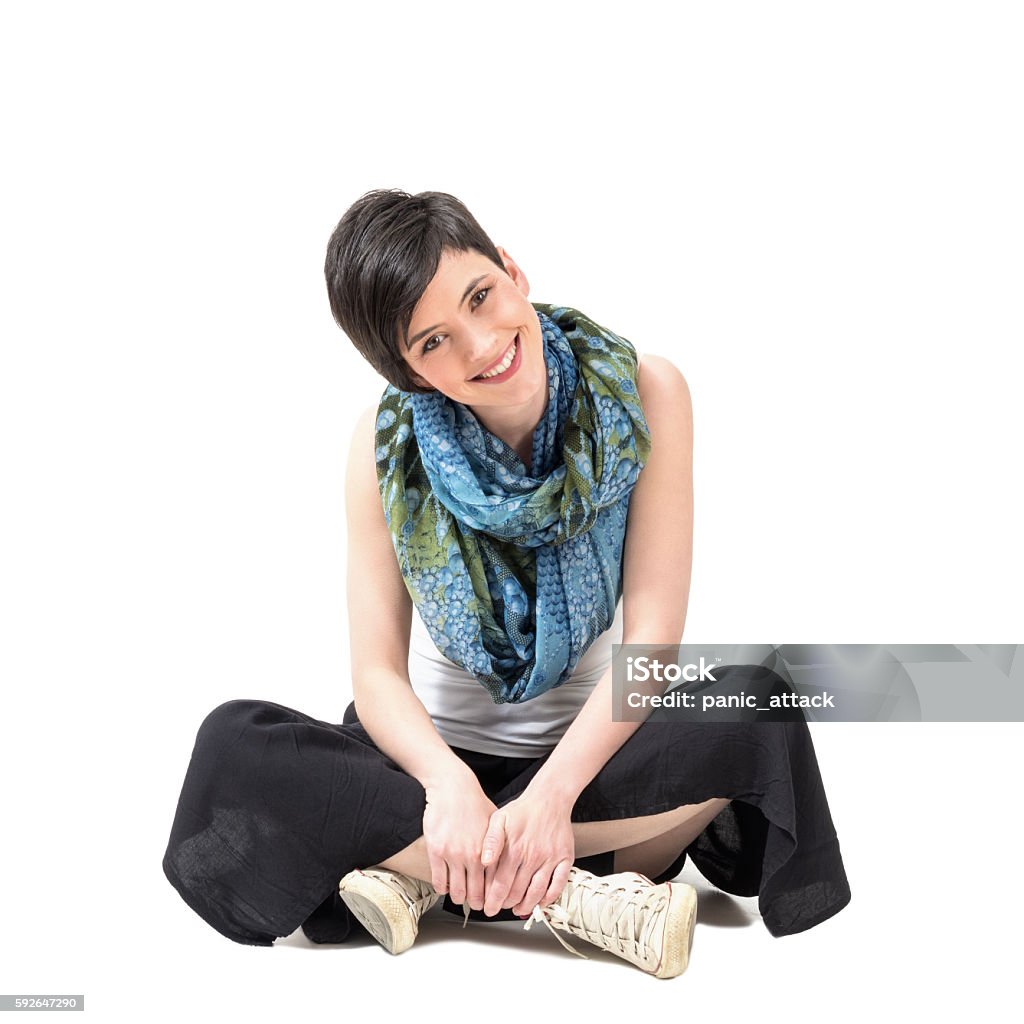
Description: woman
xmin=162 ymin=190 xmax=851 ymax=979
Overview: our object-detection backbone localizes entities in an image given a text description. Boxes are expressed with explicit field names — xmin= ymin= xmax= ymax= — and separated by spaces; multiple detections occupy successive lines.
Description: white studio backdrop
xmin=0 ymin=1 xmax=1021 ymax=1020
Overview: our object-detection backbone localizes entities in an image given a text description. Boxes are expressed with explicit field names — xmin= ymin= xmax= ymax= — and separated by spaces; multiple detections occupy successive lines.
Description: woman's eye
xmin=420 ymin=289 xmax=488 ymax=354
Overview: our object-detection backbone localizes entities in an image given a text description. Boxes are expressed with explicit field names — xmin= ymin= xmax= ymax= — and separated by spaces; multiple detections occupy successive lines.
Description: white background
xmin=1 ymin=1 xmax=1021 ymax=1020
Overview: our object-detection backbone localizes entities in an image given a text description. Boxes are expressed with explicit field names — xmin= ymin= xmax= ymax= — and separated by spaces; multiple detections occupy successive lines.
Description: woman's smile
xmin=470 ymin=333 xmax=521 ymax=383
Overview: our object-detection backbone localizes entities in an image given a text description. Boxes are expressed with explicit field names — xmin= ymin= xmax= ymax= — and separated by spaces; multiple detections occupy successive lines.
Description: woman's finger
xmin=501 ymin=861 xmax=532 ymax=911
xmin=428 ymin=850 xmax=449 ymax=897
xmin=540 ymin=858 xmax=574 ymax=907
xmin=447 ymin=861 xmax=468 ymax=906
xmin=483 ymin=851 xmax=520 ymax=916
xmin=480 ymin=811 xmax=506 ymax=868
xmin=512 ymin=865 xmax=553 ymax=917
xmin=465 ymin=856 xmax=485 ymax=912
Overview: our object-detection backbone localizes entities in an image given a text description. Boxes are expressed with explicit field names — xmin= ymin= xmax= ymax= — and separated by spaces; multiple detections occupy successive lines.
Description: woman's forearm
xmin=353 ymin=668 xmax=477 ymax=790
xmin=522 ymin=663 xmax=647 ymax=807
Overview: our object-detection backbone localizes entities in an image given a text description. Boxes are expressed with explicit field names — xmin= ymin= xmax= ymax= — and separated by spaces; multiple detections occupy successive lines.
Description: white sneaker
xmin=524 ymin=867 xmax=698 ymax=978
xmin=337 ymin=868 xmax=441 ymax=955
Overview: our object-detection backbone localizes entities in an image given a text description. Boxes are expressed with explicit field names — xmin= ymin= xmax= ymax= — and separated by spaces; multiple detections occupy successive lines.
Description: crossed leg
xmin=378 ymin=797 xmax=731 ymax=899
xmin=600 ymin=797 xmax=731 ymax=878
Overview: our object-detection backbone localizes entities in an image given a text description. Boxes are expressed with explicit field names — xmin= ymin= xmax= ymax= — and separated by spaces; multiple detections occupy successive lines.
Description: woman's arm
xmin=345 ymin=405 xmax=467 ymax=785
xmin=480 ymin=356 xmax=695 ymax=915
xmin=345 ymin=405 xmax=497 ymax=909
xmin=525 ymin=354 xmax=694 ymax=798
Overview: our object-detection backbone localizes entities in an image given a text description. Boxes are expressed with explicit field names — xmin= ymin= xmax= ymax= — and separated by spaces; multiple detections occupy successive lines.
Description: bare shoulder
xmin=345 ymin=404 xmax=382 ymax=523
xmin=351 ymin=403 xmax=378 ymax=453
xmin=636 ymin=354 xmax=692 ymax=437
xmin=620 ymin=355 xmax=694 ymax=643
xmin=344 ymin=402 xmax=414 ymax=674
xmin=348 ymin=403 xmax=379 ymax=471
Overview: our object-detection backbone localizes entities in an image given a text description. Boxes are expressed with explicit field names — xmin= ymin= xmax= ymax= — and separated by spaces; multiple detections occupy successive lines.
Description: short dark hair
xmin=324 ymin=189 xmax=506 ymax=393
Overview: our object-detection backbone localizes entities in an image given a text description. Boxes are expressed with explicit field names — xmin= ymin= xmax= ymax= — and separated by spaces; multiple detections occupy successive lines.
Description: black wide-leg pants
xmin=162 ymin=677 xmax=851 ymax=946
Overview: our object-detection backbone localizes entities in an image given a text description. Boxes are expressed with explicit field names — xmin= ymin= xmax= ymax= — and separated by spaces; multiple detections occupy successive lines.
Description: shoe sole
xmin=337 ymin=872 xmax=416 ymax=955
xmin=654 ymin=882 xmax=698 ymax=979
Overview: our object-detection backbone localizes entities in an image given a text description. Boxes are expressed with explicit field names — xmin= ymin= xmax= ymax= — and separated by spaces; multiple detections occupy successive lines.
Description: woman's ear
xmin=496 ymin=245 xmax=530 ymax=298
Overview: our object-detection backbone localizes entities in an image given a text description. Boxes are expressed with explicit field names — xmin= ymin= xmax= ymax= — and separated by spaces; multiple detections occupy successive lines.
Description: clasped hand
xmin=422 ymin=784 xmax=574 ymax=917
xmin=480 ymin=791 xmax=575 ymax=917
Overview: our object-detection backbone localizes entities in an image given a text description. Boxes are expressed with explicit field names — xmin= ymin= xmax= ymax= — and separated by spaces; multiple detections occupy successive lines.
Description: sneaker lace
xmin=370 ymin=871 xmax=438 ymax=919
xmin=524 ymin=904 xmax=589 ymax=959
xmin=368 ymin=870 xmax=476 ymax=928
xmin=524 ymin=874 xmax=670 ymax=970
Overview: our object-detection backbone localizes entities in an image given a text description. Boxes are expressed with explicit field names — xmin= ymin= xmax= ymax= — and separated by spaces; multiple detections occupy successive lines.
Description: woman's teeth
xmin=475 ymin=337 xmax=517 ymax=379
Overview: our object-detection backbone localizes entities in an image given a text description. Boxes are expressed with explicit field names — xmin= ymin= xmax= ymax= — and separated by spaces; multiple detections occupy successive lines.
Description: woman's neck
xmin=469 ymin=386 xmax=549 ymax=474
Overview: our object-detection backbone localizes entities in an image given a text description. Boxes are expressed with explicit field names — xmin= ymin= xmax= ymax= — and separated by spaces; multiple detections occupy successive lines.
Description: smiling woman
xmin=162 ymin=188 xmax=851 ymax=977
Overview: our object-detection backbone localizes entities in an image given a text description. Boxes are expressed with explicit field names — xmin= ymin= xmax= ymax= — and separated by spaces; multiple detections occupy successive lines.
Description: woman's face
xmin=400 ymin=247 xmax=548 ymax=413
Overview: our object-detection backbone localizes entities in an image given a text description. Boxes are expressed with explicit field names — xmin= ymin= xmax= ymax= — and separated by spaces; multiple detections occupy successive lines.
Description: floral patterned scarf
xmin=374 ymin=303 xmax=650 ymax=703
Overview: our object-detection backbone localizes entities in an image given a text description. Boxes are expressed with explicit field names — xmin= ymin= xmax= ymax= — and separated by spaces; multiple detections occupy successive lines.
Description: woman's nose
xmin=466 ymin=328 xmax=500 ymax=365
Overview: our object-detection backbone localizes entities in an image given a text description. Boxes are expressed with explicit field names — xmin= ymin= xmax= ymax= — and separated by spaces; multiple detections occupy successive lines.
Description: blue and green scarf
xmin=374 ymin=303 xmax=651 ymax=704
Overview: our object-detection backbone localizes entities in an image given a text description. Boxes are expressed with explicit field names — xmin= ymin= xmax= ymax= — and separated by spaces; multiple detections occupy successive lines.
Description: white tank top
xmin=408 ymin=599 xmax=623 ymax=758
